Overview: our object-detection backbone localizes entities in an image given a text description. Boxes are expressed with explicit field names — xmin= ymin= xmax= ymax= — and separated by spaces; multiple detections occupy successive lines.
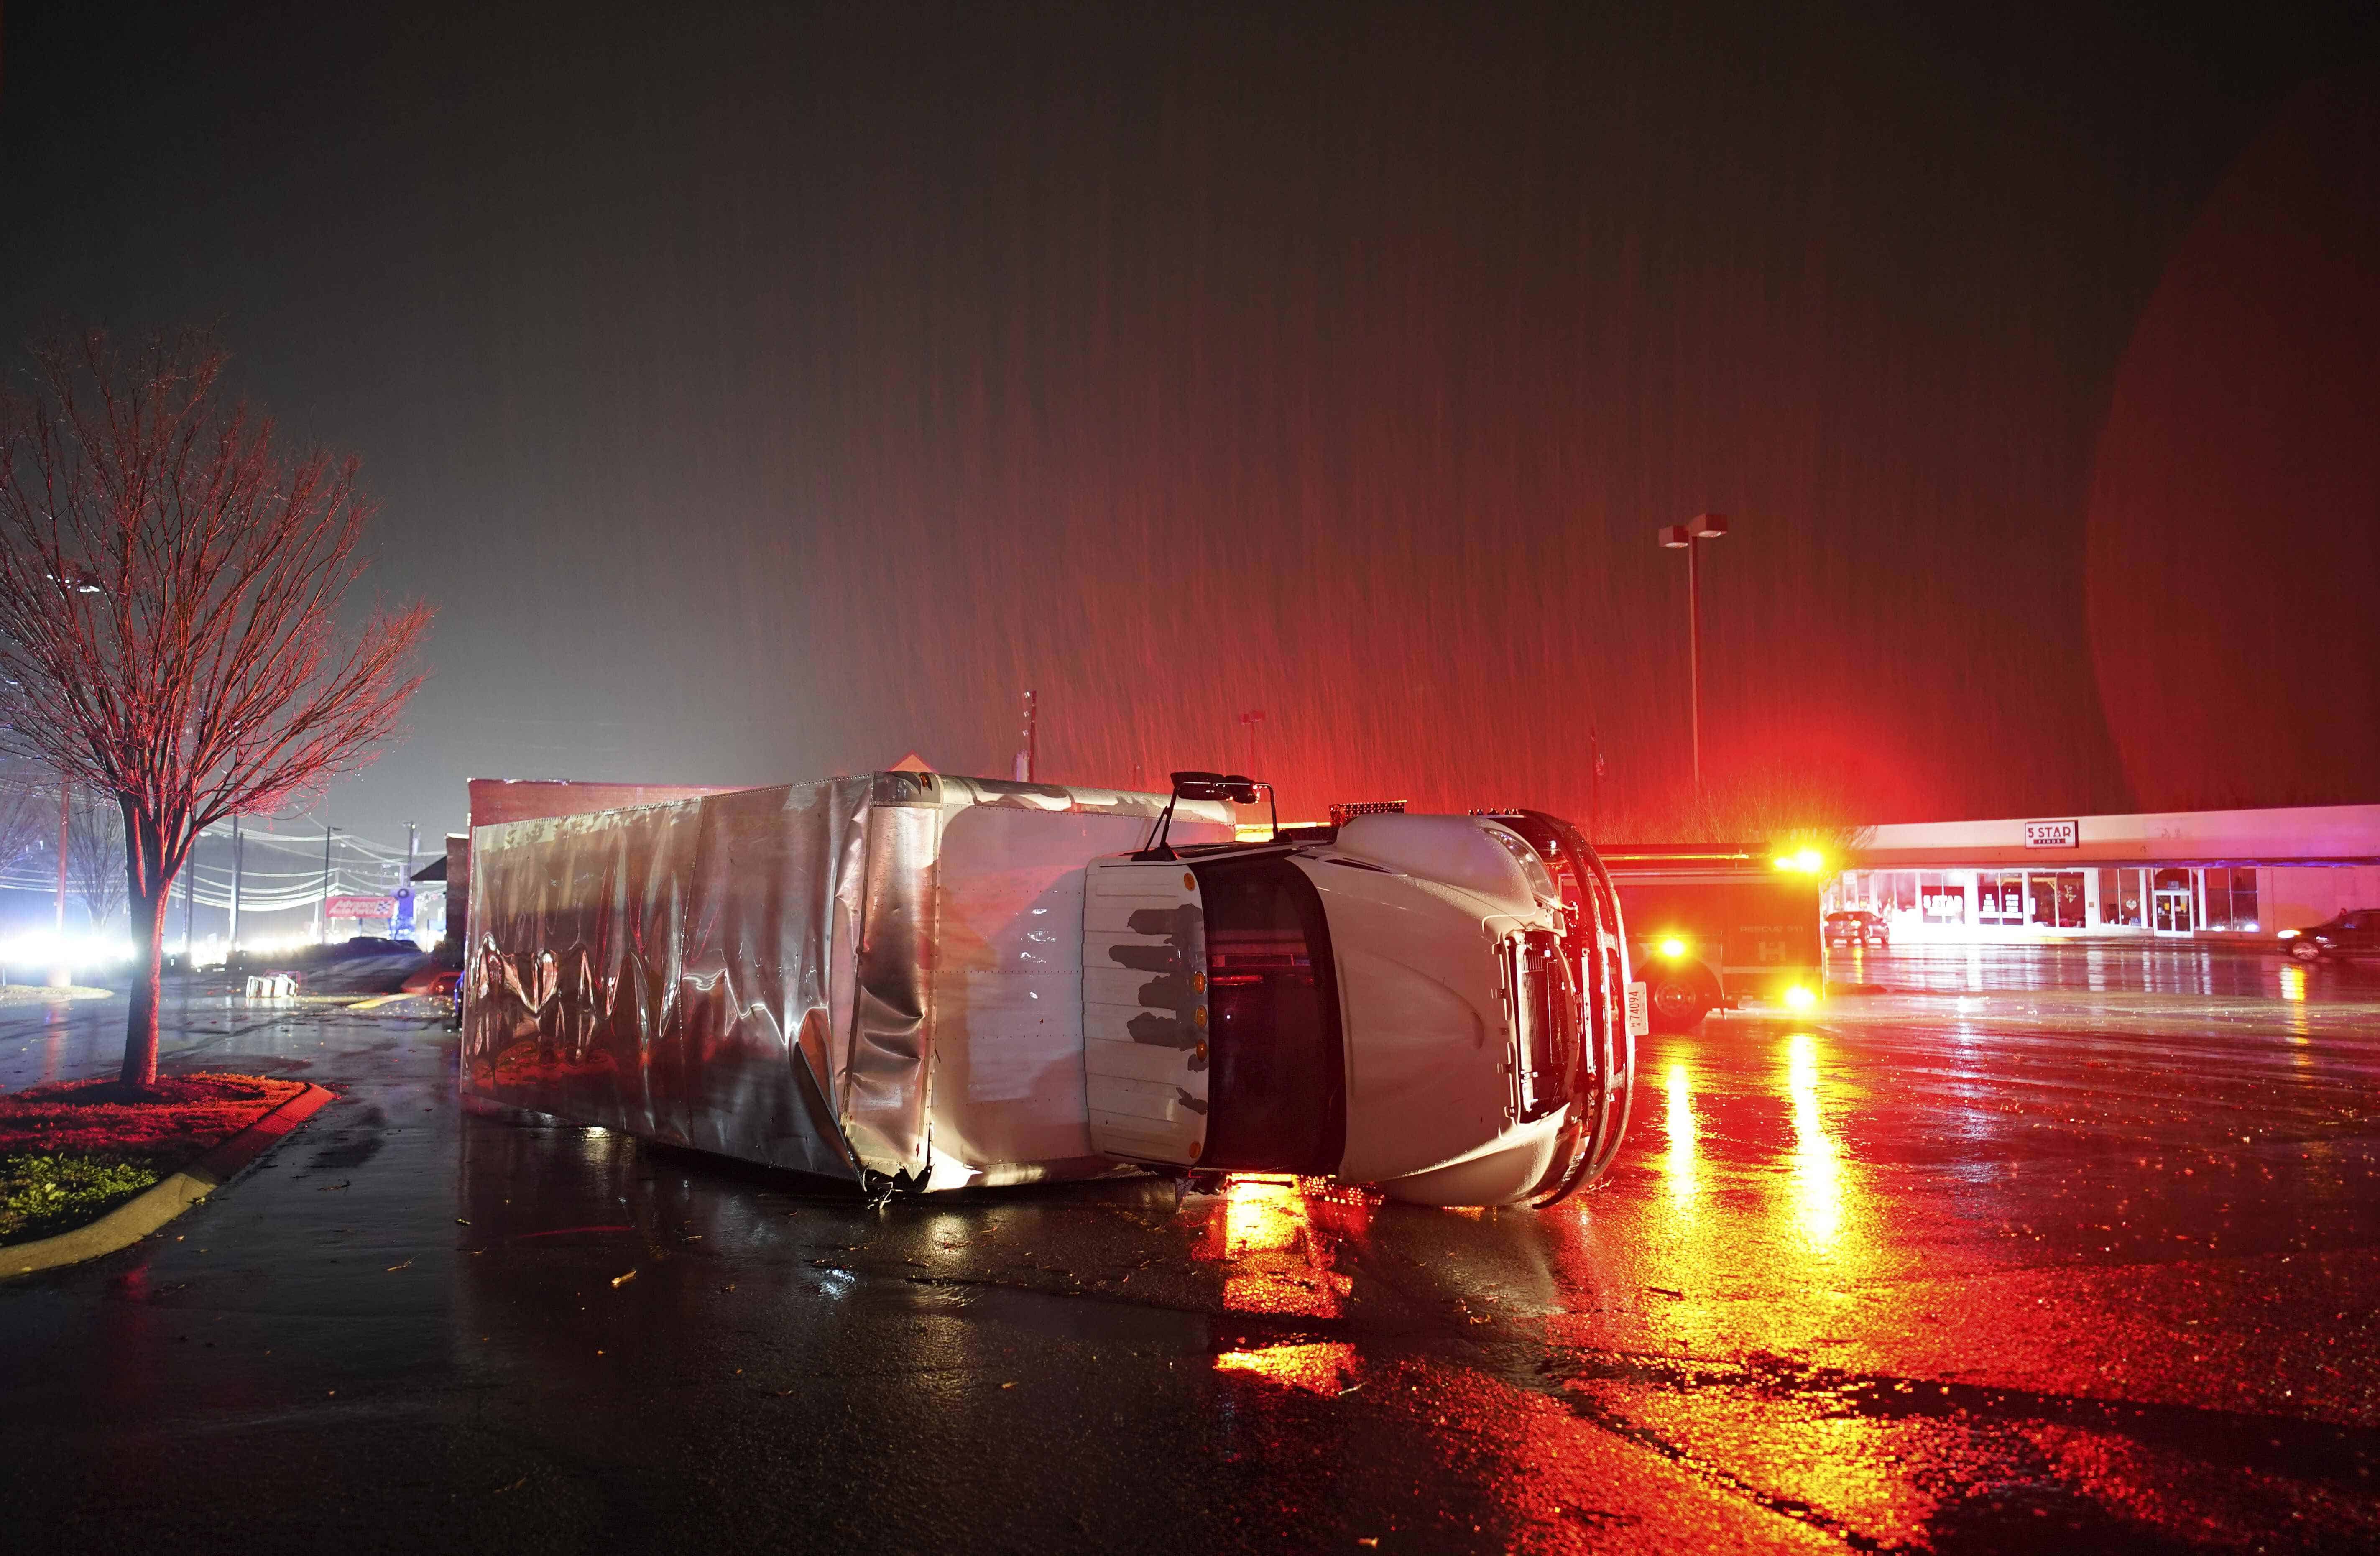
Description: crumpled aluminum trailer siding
xmin=460 ymin=772 xmax=1228 ymax=1187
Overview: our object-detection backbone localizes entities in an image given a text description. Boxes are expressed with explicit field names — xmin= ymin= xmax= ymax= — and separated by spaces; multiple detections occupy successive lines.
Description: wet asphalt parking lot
xmin=2 ymin=943 xmax=2377 ymax=1554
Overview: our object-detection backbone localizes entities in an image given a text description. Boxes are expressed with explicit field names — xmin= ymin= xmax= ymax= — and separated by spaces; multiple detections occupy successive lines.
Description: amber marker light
xmin=1659 ymin=937 xmax=1688 ymax=959
xmin=1784 ymin=984 xmax=1818 ymax=1011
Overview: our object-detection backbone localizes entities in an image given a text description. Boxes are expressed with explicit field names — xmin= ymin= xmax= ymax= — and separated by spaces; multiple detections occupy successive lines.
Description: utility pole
xmin=48 ymin=780 xmax=71 ymax=987
xmin=1657 ymin=514 xmax=1730 ymax=792
xmin=1590 ymin=726 xmax=1605 ymax=839
xmin=229 ymin=815 xmax=243 ymax=951
xmin=319 ymin=825 xmax=335 ymax=942
xmin=1015 ymin=689 xmax=1038 ymax=783
xmin=1238 ymin=710 xmax=1267 ymax=777
xmin=53 ymin=782 xmax=70 ymax=933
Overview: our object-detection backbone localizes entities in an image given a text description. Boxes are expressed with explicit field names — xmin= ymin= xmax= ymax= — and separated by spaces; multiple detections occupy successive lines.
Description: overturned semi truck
xmin=460 ymin=771 xmax=1640 ymax=1206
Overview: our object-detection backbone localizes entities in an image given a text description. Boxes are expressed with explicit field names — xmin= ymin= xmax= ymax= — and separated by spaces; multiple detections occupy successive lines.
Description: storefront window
xmin=2230 ymin=868 xmax=2258 ymax=931
xmin=2201 ymin=867 xmax=2258 ymax=931
xmin=2095 ymin=867 xmax=2144 ymax=927
xmin=1978 ymin=872 xmax=2025 ymax=925
xmin=1826 ymin=861 xmax=2257 ymax=935
xmin=2027 ymin=872 xmax=2084 ymax=928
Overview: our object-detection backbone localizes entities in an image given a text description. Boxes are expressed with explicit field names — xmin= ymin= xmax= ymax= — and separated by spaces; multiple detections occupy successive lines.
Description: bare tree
xmin=0 ymin=330 xmax=430 ymax=1087
xmin=0 ymin=760 xmax=50 ymax=886
xmin=66 ymin=783 xmax=128 ymax=931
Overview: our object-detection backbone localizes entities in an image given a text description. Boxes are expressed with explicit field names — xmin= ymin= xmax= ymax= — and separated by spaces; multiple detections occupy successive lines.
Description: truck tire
xmin=1648 ymin=974 xmax=1711 ymax=1033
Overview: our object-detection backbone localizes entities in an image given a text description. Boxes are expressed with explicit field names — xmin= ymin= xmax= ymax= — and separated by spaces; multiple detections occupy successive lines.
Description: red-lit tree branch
xmin=0 ymin=330 xmax=431 ymax=1087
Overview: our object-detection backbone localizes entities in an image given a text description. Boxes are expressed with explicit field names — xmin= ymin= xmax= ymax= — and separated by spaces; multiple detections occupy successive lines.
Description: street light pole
xmin=1657 ymin=513 xmax=1729 ymax=792
xmin=49 ymin=780 xmax=71 ymax=987
xmin=1589 ymin=726 xmax=1605 ymax=838
xmin=229 ymin=815 xmax=243 ymax=952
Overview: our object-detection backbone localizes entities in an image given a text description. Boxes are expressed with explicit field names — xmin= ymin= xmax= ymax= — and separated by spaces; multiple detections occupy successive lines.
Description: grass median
xmin=0 ymin=1073 xmax=308 ymax=1244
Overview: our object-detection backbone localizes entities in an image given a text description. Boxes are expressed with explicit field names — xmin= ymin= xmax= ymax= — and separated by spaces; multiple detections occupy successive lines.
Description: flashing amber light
xmin=1772 ymin=848 xmax=1826 ymax=874
xmin=1783 ymin=984 xmax=1818 ymax=1011
xmin=1659 ymin=937 xmax=1688 ymax=959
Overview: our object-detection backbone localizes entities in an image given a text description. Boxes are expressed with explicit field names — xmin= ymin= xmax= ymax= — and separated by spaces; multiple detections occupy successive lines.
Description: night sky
xmin=3 ymin=1 xmax=2374 ymax=846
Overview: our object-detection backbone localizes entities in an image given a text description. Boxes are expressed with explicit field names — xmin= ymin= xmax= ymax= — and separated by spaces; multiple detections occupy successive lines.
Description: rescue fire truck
xmin=1586 ymin=845 xmax=1826 ymax=1031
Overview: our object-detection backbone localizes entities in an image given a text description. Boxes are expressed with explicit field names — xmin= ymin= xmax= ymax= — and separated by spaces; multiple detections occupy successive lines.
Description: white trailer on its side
xmin=461 ymin=770 xmax=1640 ymax=1206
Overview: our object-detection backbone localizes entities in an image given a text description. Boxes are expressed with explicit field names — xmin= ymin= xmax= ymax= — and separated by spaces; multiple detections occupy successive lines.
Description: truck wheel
xmin=1648 ymin=976 xmax=1711 ymax=1033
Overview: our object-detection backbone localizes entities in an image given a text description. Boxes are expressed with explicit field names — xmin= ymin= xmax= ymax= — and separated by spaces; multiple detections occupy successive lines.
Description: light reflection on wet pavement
xmin=2 ymin=945 xmax=2377 ymax=1553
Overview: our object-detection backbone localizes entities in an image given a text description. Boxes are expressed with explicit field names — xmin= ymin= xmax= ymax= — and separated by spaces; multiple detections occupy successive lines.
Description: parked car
xmin=401 ymin=966 xmax=461 ymax=997
xmin=2280 ymin=910 xmax=2380 ymax=962
xmin=337 ymin=935 xmax=421 ymax=957
xmin=1824 ymin=909 xmax=1890 ymax=948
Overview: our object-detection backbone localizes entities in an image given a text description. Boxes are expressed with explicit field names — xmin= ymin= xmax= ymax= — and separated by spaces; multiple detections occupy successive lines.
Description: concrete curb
xmin=344 ymin=993 xmax=432 ymax=1011
xmin=0 ymin=984 xmax=113 ymax=1004
xmin=4 ymin=1081 xmax=338 ymax=1278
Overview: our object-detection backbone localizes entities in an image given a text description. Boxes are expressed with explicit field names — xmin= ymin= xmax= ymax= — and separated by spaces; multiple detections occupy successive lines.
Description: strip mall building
xmin=1823 ymin=804 xmax=2380 ymax=940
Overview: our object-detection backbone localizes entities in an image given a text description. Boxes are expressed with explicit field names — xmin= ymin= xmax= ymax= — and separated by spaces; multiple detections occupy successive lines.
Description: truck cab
xmin=1083 ymin=801 xmax=1636 ymax=1206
